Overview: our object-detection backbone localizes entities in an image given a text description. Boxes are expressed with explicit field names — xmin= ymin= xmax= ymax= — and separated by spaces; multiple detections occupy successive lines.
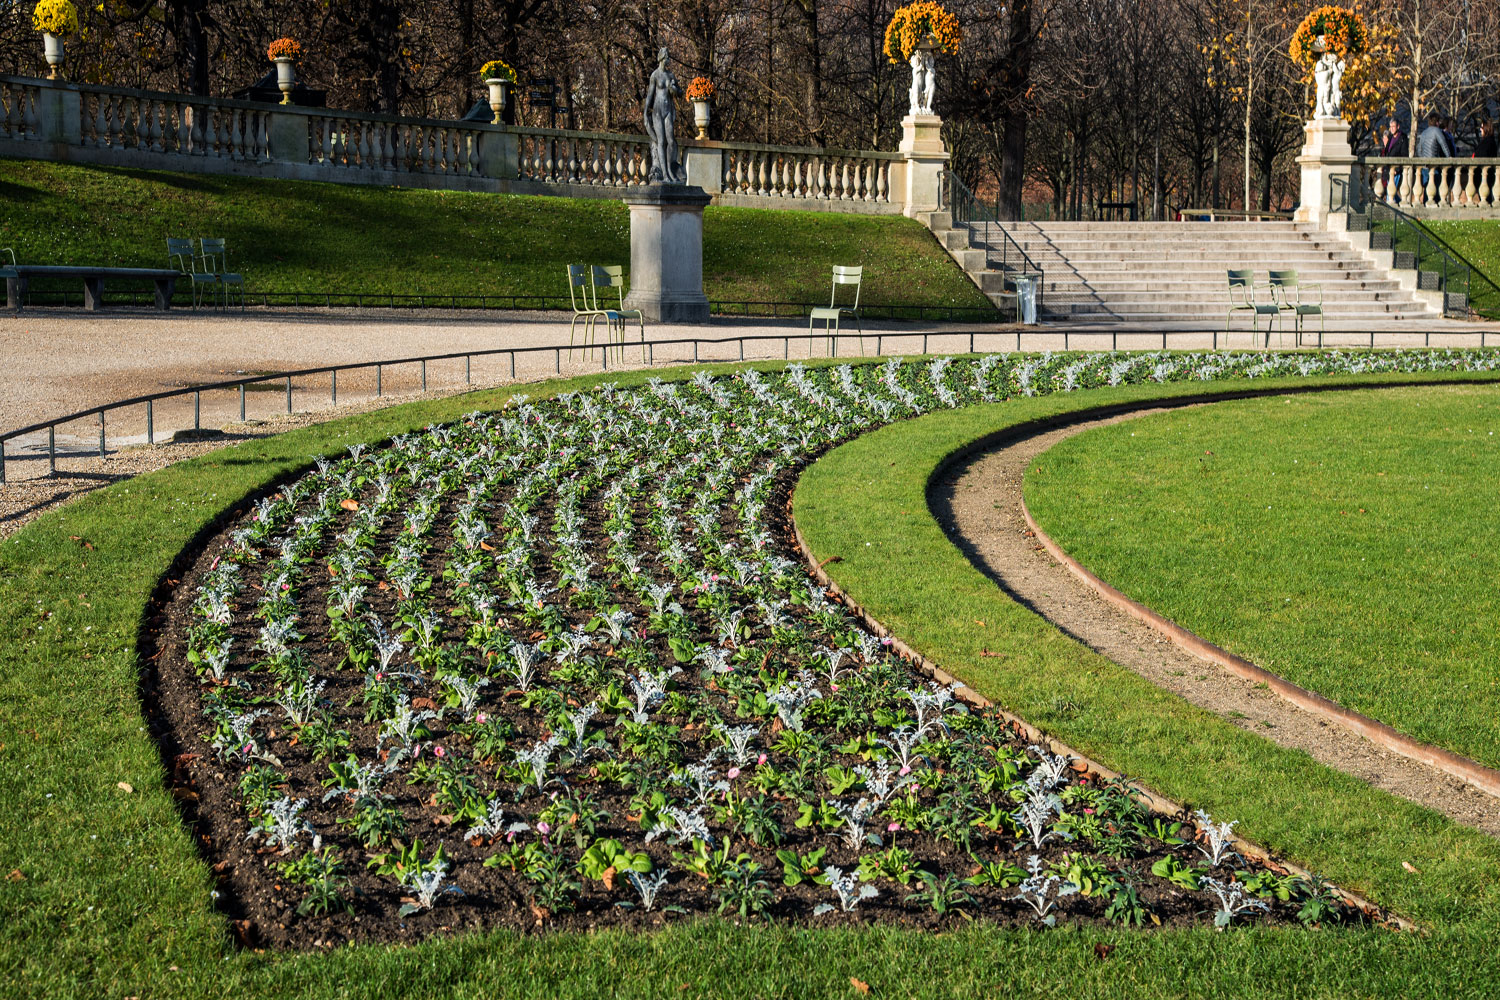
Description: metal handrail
xmin=1365 ymin=201 xmax=1474 ymax=318
xmin=939 ymin=171 xmax=1045 ymax=314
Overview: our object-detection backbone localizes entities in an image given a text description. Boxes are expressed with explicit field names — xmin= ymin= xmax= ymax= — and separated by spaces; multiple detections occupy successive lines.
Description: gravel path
xmin=932 ymin=407 xmax=1500 ymax=838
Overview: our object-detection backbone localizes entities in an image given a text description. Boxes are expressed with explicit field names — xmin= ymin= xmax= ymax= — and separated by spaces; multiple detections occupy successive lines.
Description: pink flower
xmin=830 ymin=684 xmax=839 ymax=693
xmin=434 ymin=746 xmax=446 ymax=759
xmin=727 ymin=767 xmax=741 ymax=780
xmin=887 ymin=822 xmax=901 ymax=833
xmin=412 ymin=745 xmax=423 ymax=758
xmin=756 ymin=753 xmax=768 ymax=766
xmin=1083 ymin=807 xmax=1094 ymax=815
xmin=899 ymin=765 xmax=911 ymax=776
xmin=537 ymin=821 xmax=551 ymax=835
xmin=476 ymin=713 xmax=488 ymax=725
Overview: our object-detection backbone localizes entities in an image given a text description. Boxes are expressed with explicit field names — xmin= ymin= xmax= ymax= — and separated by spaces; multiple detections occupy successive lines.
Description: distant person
xmin=1444 ymin=116 xmax=1459 ymax=154
xmin=1381 ymin=118 xmax=1405 ymax=202
xmin=1381 ymin=117 xmax=1405 ymax=155
xmin=1417 ymin=111 xmax=1454 ymax=157
xmin=1475 ymin=120 xmax=1498 ymax=158
xmin=1416 ymin=111 xmax=1454 ymax=197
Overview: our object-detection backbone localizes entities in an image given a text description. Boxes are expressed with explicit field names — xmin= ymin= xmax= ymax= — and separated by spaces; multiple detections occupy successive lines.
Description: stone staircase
xmin=919 ymin=213 xmax=1446 ymax=325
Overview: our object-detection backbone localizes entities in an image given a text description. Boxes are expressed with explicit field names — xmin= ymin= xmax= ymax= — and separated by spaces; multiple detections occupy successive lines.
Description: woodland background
xmin=2 ymin=1 xmax=1497 ymax=217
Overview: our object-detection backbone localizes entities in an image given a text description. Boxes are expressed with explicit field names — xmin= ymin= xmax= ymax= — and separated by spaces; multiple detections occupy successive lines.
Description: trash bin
xmin=1013 ymin=274 xmax=1039 ymax=325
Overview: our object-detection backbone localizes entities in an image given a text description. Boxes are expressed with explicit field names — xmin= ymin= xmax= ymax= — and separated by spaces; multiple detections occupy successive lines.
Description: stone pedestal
xmin=623 ymin=184 xmax=712 ymax=323
xmin=899 ymin=114 xmax=949 ymax=218
xmin=1295 ymin=118 xmax=1356 ymax=226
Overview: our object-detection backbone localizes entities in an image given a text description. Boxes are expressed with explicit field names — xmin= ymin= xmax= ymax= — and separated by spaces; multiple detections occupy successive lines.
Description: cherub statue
xmin=1313 ymin=50 xmax=1345 ymax=120
xmin=908 ymin=49 xmax=936 ymax=116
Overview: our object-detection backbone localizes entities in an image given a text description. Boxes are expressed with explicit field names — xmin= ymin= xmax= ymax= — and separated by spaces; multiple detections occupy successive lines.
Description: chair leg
xmin=638 ymin=315 xmax=646 ymax=364
xmin=568 ymin=314 xmax=580 ymax=360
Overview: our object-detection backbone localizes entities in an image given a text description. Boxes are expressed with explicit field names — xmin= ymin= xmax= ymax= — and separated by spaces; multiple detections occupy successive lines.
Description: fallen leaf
xmin=1402 ymin=861 xmax=1420 ymax=874
xmin=6 ymin=870 xmax=23 ymax=882
xmin=117 ymin=781 xmax=134 ymax=794
xmin=974 ymin=620 xmax=986 ymax=627
xmin=340 ymin=498 xmax=359 ymax=511
xmin=377 ymin=581 xmax=389 ymax=591
xmin=602 ymin=866 xmax=617 ymax=891
xmin=979 ymin=649 xmax=1005 ymax=658
xmin=1094 ymin=943 xmax=1115 ymax=961
xmin=528 ymin=900 xmax=550 ymax=923
xmin=412 ymin=697 xmax=438 ymax=711
xmin=480 ymin=541 xmax=496 ymax=551
xmin=850 ymin=977 xmax=870 ymax=994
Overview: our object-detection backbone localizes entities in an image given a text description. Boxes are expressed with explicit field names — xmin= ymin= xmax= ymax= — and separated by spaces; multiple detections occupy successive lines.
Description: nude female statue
xmin=643 ymin=46 xmax=686 ymax=183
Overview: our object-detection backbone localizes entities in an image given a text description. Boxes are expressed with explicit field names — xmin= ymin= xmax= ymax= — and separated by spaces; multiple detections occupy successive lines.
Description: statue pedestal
xmin=1295 ymin=118 xmax=1356 ymax=226
xmin=900 ymin=115 xmax=949 ymax=218
xmin=623 ymin=184 xmax=712 ymax=324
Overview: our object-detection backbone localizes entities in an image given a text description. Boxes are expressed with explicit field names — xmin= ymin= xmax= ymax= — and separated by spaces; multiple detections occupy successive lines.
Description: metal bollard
xmin=194 ymin=391 xmax=200 ymax=431
xmin=147 ymin=400 xmax=154 ymax=445
xmin=48 ymin=426 xmax=55 ymax=474
xmin=465 ymin=356 xmax=471 ymax=384
xmin=239 ymin=384 xmax=246 ymax=421
xmin=421 ymin=360 xmax=427 ymax=391
xmin=332 ymin=370 xmax=337 ymax=404
xmin=98 ymin=412 xmax=105 ymax=458
xmin=555 ymin=349 xmax=560 ymax=374
xmin=376 ymin=364 xmax=382 ymax=396
xmin=286 ymin=376 xmax=293 ymax=413
xmin=509 ymin=352 xmax=515 ymax=379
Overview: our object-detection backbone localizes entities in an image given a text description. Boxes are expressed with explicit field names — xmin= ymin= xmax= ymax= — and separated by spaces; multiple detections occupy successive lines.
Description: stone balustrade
xmin=0 ymin=74 xmax=919 ymax=214
xmin=1357 ymin=157 xmax=1500 ymax=217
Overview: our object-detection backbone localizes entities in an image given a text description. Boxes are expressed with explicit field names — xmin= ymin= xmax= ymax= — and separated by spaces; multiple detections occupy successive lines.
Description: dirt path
xmin=931 ymin=406 xmax=1500 ymax=838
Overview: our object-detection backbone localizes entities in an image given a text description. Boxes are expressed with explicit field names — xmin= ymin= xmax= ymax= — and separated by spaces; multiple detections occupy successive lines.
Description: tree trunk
xmin=997 ymin=0 xmax=1033 ymax=220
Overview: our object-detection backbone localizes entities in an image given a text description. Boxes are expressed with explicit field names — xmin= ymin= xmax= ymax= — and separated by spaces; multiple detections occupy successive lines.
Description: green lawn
xmin=8 ymin=364 xmax=1500 ymax=998
xmin=1024 ymin=385 xmax=1500 ymax=769
xmin=0 ymin=158 xmax=993 ymax=315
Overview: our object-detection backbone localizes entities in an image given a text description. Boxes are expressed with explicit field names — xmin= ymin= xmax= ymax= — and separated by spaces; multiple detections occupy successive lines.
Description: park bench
xmin=5 ymin=264 xmax=181 ymax=311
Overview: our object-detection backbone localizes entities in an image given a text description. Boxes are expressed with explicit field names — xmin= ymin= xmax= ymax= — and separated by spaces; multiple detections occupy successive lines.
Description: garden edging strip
xmin=1013 ymin=405 xmax=1500 ymax=804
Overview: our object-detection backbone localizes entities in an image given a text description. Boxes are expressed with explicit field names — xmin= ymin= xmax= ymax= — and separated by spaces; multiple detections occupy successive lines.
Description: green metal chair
xmin=567 ymin=264 xmax=606 ymax=359
xmin=1 ymin=249 xmax=16 ymax=310
xmin=1226 ymin=269 xmax=1282 ymax=348
xmin=198 ymin=238 xmax=244 ymax=309
xmin=167 ymin=238 xmax=217 ymax=310
xmin=591 ymin=265 xmax=645 ymax=362
xmin=1268 ymin=269 xmax=1324 ymax=345
xmin=808 ymin=265 xmax=863 ymax=357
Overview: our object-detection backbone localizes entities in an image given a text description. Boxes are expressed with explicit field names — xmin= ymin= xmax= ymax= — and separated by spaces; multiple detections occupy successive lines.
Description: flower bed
xmin=147 ymin=352 xmax=1486 ymax=948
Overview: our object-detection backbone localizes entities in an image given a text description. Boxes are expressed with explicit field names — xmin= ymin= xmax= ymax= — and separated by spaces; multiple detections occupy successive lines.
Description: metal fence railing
xmin=7 ymin=327 xmax=1500 ymax=484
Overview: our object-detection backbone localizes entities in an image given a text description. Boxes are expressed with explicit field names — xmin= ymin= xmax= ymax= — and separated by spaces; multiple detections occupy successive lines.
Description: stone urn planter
xmin=43 ymin=32 xmax=64 ymax=80
xmin=273 ymin=57 xmax=296 ymax=105
xmin=486 ymin=79 xmax=511 ymax=125
xmin=692 ymin=100 xmax=710 ymax=140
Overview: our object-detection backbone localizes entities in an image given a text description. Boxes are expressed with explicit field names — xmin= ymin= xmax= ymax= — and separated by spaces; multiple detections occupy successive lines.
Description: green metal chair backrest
xmin=1226 ymin=269 xmax=1256 ymax=305
xmin=567 ymin=264 xmax=597 ymax=312
xmin=592 ymin=265 xmax=627 ymax=309
xmin=829 ymin=265 xmax=862 ymax=310
xmin=199 ymin=237 xmax=228 ymax=273
xmin=1268 ymin=269 xmax=1299 ymax=288
xmin=167 ymin=238 xmax=197 ymax=274
xmin=1 ymin=247 xmax=15 ymax=266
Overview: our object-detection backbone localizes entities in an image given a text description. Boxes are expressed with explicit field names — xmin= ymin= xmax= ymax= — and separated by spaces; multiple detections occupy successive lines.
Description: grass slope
xmin=1022 ymin=385 xmax=1500 ymax=768
xmin=0 ymin=158 xmax=992 ymax=313
xmin=5 ymin=365 xmax=1500 ymax=998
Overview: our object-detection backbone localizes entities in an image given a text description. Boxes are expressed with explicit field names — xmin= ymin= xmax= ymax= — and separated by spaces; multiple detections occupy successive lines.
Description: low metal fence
xmin=4 ymin=327 xmax=1498 ymax=484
